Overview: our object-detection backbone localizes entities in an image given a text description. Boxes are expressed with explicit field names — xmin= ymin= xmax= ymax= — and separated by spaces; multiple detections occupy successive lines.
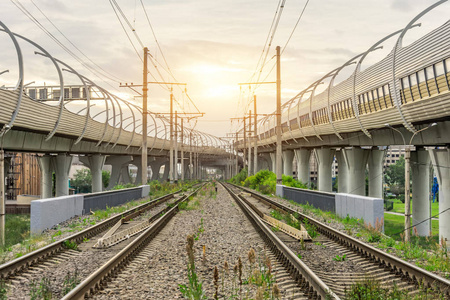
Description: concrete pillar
xmin=88 ymin=155 xmax=106 ymax=193
xmin=133 ymin=156 xmax=150 ymax=185
xmin=368 ymin=149 xmax=385 ymax=198
xmin=294 ymin=149 xmax=310 ymax=185
xmin=270 ymin=152 xmax=276 ymax=174
xmin=120 ymin=165 xmax=131 ymax=184
xmin=282 ymin=150 xmax=294 ymax=177
xmin=53 ymin=154 xmax=72 ymax=197
xmin=411 ymin=150 xmax=431 ymax=236
xmin=335 ymin=150 xmax=348 ymax=194
xmin=428 ymin=148 xmax=450 ymax=246
xmin=38 ymin=155 xmax=53 ymax=198
xmin=342 ymin=147 xmax=369 ymax=196
xmin=105 ymin=156 xmax=133 ymax=190
xmin=3 ymin=156 xmax=10 ymax=182
xmin=80 ymin=155 xmax=107 ymax=192
xmin=162 ymin=161 xmax=170 ymax=181
xmin=149 ymin=159 xmax=165 ymax=181
xmin=314 ymin=148 xmax=335 ymax=192
xmin=259 ymin=153 xmax=271 ymax=171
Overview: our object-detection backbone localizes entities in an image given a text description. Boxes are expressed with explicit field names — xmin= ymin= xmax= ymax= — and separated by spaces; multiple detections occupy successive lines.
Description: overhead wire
xmin=11 ymin=0 xmax=124 ymax=93
xmin=30 ymin=0 xmax=128 ymax=83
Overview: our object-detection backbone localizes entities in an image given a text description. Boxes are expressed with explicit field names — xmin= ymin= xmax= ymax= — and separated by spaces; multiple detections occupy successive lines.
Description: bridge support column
xmin=368 ymin=149 xmax=385 ymax=198
xmin=38 ymin=155 xmax=53 ymax=199
xmin=335 ymin=150 xmax=348 ymax=193
xmin=105 ymin=156 xmax=133 ymax=190
xmin=80 ymin=155 xmax=107 ymax=193
xmin=428 ymin=148 xmax=450 ymax=246
xmin=133 ymin=156 xmax=150 ymax=185
xmin=53 ymin=154 xmax=73 ymax=197
xmin=314 ymin=148 xmax=335 ymax=193
xmin=270 ymin=152 xmax=276 ymax=174
xmin=282 ymin=150 xmax=294 ymax=177
xmin=89 ymin=155 xmax=106 ymax=193
xmin=149 ymin=158 xmax=166 ymax=182
xmin=294 ymin=149 xmax=311 ymax=185
xmin=162 ymin=160 xmax=170 ymax=181
xmin=342 ymin=147 xmax=369 ymax=196
xmin=259 ymin=153 xmax=271 ymax=171
xmin=120 ymin=165 xmax=131 ymax=184
xmin=411 ymin=149 xmax=431 ymax=236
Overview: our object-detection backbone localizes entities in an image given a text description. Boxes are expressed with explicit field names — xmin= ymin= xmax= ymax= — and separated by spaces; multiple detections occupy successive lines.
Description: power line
xmin=11 ymin=0 xmax=123 ymax=93
xmin=281 ymin=0 xmax=309 ymax=55
xmin=30 ymin=0 xmax=127 ymax=83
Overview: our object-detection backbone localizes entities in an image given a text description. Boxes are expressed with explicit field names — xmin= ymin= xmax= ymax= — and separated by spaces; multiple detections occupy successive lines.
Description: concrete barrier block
xmin=363 ymin=197 xmax=384 ymax=230
xmin=276 ymin=184 xmax=284 ymax=198
xmin=346 ymin=195 xmax=355 ymax=218
xmin=31 ymin=195 xmax=84 ymax=234
xmin=335 ymin=194 xmax=344 ymax=217
xmin=354 ymin=195 xmax=365 ymax=220
xmin=140 ymin=185 xmax=150 ymax=198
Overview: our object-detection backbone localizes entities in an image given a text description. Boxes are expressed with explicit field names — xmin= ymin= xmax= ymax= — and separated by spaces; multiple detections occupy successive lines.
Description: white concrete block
xmin=31 ymin=195 xmax=84 ymax=234
xmin=276 ymin=184 xmax=284 ymax=198
xmin=346 ymin=195 xmax=355 ymax=218
xmin=354 ymin=195 xmax=365 ymax=221
xmin=140 ymin=185 xmax=150 ymax=198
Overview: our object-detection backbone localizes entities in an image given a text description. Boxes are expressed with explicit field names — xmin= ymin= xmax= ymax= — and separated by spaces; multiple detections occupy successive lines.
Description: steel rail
xmin=229 ymin=183 xmax=450 ymax=296
xmin=0 ymin=189 xmax=183 ymax=280
xmin=62 ymin=184 xmax=204 ymax=300
xmin=221 ymin=182 xmax=338 ymax=300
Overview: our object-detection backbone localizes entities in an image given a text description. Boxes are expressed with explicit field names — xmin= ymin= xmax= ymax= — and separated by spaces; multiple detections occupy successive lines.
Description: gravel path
xmin=94 ymin=184 xmax=306 ymax=299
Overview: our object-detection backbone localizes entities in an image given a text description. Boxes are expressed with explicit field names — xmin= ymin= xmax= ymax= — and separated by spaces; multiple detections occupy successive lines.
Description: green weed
xmin=30 ymin=277 xmax=52 ymax=300
xmin=333 ymin=254 xmax=346 ymax=262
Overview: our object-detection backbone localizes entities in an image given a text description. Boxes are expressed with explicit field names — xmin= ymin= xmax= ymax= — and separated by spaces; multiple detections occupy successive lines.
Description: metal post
xmin=243 ymin=116 xmax=247 ymax=170
xmin=248 ymin=110 xmax=252 ymax=177
xmin=276 ymin=46 xmax=282 ymax=183
xmin=189 ymin=132 xmax=193 ymax=180
xmin=405 ymin=146 xmax=411 ymax=242
xmin=235 ymin=132 xmax=238 ymax=176
xmin=181 ymin=118 xmax=184 ymax=181
xmin=254 ymin=95 xmax=258 ymax=174
xmin=142 ymin=47 xmax=148 ymax=185
xmin=169 ymin=90 xmax=174 ymax=183
xmin=174 ymin=111 xmax=178 ymax=182
xmin=0 ymin=150 xmax=5 ymax=246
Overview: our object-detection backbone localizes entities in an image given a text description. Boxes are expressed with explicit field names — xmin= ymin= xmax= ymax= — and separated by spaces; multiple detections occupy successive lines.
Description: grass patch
xmin=383 ymin=213 xmax=439 ymax=239
xmin=390 ymin=200 xmax=439 ymax=219
xmin=2 ymin=214 xmax=30 ymax=250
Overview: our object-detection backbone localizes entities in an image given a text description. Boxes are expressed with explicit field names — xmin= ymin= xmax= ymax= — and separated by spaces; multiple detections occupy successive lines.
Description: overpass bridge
xmin=0 ymin=21 xmax=235 ymax=199
xmin=235 ymin=4 xmax=450 ymax=242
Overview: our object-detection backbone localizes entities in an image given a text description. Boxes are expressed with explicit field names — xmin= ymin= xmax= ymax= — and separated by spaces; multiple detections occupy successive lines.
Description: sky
xmin=0 ymin=0 xmax=449 ymax=140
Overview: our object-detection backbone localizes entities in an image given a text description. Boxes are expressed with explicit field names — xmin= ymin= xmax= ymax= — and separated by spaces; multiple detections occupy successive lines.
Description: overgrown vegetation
xmin=0 ymin=214 xmax=30 ymax=251
xmin=70 ymin=169 xmax=110 ymax=194
xmin=0 ymin=280 xmax=7 ymax=300
xmin=229 ymin=169 xmax=308 ymax=195
xmin=29 ymin=277 xmax=52 ymax=300
xmin=179 ymin=235 xmax=206 ymax=299
xmin=62 ymin=269 xmax=81 ymax=295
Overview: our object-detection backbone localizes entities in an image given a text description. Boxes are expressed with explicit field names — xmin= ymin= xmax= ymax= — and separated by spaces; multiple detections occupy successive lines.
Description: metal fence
xmin=283 ymin=186 xmax=336 ymax=212
xmin=83 ymin=187 xmax=142 ymax=213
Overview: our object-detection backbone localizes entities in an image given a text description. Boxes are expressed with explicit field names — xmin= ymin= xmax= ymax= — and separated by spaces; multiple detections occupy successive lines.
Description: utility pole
xmin=248 ymin=110 xmax=252 ymax=177
xmin=174 ymin=111 xmax=178 ymax=182
xmin=181 ymin=118 xmax=184 ymax=181
xmin=243 ymin=116 xmax=247 ymax=170
xmin=170 ymin=91 xmax=174 ymax=183
xmin=404 ymin=146 xmax=411 ymax=242
xmin=189 ymin=131 xmax=193 ymax=180
xmin=235 ymin=132 xmax=238 ymax=176
xmin=142 ymin=47 xmax=148 ymax=185
xmin=276 ymin=46 xmax=282 ymax=184
xmin=254 ymin=95 xmax=258 ymax=175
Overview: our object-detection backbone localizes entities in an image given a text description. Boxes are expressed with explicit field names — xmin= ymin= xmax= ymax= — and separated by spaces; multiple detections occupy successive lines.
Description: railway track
xmin=61 ymin=184 xmax=205 ymax=299
xmin=63 ymin=182 xmax=336 ymax=299
xmin=0 ymin=187 xmax=197 ymax=296
xmin=226 ymin=182 xmax=450 ymax=298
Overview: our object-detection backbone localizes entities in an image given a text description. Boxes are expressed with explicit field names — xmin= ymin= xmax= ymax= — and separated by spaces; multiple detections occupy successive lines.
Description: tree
xmin=71 ymin=169 xmax=92 ymax=193
xmin=385 ymin=156 xmax=406 ymax=201
xmin=70 ymin=169 xmax=111 ymax=194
